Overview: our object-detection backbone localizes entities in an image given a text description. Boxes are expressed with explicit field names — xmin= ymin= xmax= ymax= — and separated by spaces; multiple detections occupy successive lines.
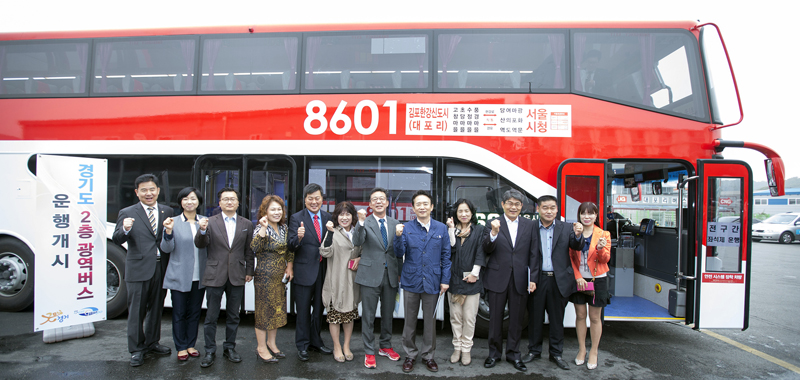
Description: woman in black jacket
xmin=446 ymin=198 xmax=485 ymax=366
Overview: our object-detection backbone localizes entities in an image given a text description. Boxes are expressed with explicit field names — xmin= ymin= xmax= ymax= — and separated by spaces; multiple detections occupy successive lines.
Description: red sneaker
xmin=364 ymin=354 xmax=377 ymax=369
xmin=378 ymin=348 xmax=401 ymax=361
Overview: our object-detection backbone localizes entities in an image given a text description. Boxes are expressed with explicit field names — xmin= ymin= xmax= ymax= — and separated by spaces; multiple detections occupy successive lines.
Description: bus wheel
xmin=0 ymin=238 xmax=34 ymax=312
xmin=106 ymin=244 xmax=128 ymax=319
xmin=779 ymin=232 xmax=794 ymax=244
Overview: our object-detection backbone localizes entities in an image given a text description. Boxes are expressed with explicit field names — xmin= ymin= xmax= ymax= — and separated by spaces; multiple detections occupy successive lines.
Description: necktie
xmin=314 ymin=215 xmax=321 ymax=243
xmin=147 ymin=207 xmax=156 ymax=235
xmin=379 ymin=218 xmax=388 ymax=248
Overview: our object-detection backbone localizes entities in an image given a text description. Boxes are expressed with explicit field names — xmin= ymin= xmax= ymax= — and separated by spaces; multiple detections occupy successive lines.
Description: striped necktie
xmin=379 ymin=218 xmax=388 ymax=248
xmin=147 ymin=207 xmax=157 ymax=234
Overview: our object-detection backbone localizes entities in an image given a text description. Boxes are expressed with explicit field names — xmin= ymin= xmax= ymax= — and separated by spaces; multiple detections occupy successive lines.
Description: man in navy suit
xmin=481 ymin=189 xmax=538 ymax=372
xmin=112 ymin=174 xmax=174 ymax=367
xmin=523 ymin=195 xmax=583 ymax=370
xmin=288 ymin=183 xmax=333 ymax=361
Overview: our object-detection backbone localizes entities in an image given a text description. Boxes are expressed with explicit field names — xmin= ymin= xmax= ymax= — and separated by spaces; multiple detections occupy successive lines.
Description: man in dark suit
xmin=523 ymin=195 xmax=583 ymax=370
xmin=481 ymin=189 xmax=538 ymax=372
xmin=352 ymin=187 xmax=403 ymax=368
xmin=194 ymin=187 xmax=254 ymax=368
xmin=288 ymin=183 xmax=333 ymax=361
xmin=112 ymin=174 xmax=174 ymax=367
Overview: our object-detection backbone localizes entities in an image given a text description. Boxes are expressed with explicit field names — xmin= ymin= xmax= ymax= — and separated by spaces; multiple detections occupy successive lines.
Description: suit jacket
xmin=287 ymin=208 xmax=331 ymax=287
xmin=534 ymin=219 xmax=583 ymax=298
xmin=569 ymin=226 xmax=611 ymax=279
xmin=482 ymin=215 xmax=538 ymax=296
xmin=352 ymin=215 xmax=403 ymax=288
xmin=194 ymin=213 xmax=255 ymax=287
xmin=394 ymin=218 xmax=451 ymax=295
xmin=112 ymin=203 xmax=173 ymax=282
xmin=160 ymin=215 xmax=207 ymax=292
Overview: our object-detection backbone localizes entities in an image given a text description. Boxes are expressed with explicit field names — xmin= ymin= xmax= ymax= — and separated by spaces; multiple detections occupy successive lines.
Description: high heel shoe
xmin=588 ymin=362 xmax=597 ymax=370
xmin=267 ymin=346 xmax=286 ymax=359
xmin=575 ymin=352 xmax=585 ymax=366
xmin=256 ymin=350 xmax=278 ymax=363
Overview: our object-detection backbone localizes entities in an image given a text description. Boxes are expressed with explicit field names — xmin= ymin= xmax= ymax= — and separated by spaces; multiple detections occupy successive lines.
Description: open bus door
xmin=693 ymin=160 xmax=752 ymax=330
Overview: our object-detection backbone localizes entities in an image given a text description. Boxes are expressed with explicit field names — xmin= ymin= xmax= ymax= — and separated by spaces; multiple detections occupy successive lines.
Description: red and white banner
xmin=406 ymin=104 xmax=571 ymax=137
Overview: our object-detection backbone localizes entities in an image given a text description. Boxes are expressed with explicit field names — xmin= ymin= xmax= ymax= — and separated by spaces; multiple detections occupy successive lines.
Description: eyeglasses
xmin=370 ymin=197 xmax=387 ymax=203
xmin=220 ymin=197 xmax=238 ymax=203
xmin=504 ymin=202 xmax=523 ymax=209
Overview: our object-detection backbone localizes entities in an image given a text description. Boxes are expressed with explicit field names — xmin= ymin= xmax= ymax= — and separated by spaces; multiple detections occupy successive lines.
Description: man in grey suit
xmin=194 ymin=187 xmax=255 ymax=368
xmin=352 ymin=187 xmax=403 ymax=369
xmin=112 ymin=174 xmax=174 ymax=367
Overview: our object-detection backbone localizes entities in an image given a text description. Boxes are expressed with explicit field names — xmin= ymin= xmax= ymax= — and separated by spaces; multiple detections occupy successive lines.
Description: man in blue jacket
xmin=394 ymin=190 xmax=451 ymax=373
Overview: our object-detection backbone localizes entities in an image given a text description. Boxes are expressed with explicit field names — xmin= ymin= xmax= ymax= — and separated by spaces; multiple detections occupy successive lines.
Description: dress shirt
xmin=488 ymin=215 xmax=520 ymax=247
xmin=224 ymin=213 xmax=237 ymax=247
xmin=123 ymin=202 xmax=161 ymax=257
xmin=539 ymin=221 xmax=555 ymax=271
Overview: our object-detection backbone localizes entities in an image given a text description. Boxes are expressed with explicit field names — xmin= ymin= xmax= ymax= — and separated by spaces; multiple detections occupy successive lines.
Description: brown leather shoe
xmin=402 ymin=357 xmax=415 ymax=373
xmin=424 ymin=358 xmax=439 ymax=372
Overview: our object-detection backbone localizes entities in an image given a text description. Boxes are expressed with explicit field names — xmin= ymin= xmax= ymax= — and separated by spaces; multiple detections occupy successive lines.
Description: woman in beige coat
xmin=320 ymin=201 xmax=362 ymax=363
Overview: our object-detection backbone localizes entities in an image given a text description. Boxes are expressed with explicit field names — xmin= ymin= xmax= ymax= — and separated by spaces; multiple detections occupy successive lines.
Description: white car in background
xmin=752 ymin=212 xmax=800 ymax=244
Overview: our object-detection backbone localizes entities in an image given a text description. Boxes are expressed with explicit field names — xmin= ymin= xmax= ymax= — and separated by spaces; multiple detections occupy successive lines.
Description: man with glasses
xmin=288 ymin=183 xmax=333 ymax=361
xmin=481 ymin=189 xmax=538 ymax=372
xmin=522 ymin=195 xmax=583 ymax=370
xmin=195 ymin=187 xmax=254 ymax=368
xmin=352 ymin=187 xmax=403 ymax=368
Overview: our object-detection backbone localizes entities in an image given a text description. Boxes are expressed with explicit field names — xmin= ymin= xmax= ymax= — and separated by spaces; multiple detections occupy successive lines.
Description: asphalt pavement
xmin=1 ymin=241 xmax=798 ymax=380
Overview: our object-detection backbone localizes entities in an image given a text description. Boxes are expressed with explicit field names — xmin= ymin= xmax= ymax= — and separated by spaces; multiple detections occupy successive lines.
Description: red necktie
xmin=314 ymin=215 xmax=322 ymax=261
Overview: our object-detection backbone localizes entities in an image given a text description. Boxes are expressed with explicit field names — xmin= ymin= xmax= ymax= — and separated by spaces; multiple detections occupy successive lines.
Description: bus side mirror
xmin=765 ymin=159 xmax=778 ymax=197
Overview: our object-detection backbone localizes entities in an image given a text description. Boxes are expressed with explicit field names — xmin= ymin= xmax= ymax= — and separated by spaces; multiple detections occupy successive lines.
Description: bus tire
xmin=0 ymin=238 xmax=35 ymax=312
xmin=106 ymin=243 xmax=128 ymax=319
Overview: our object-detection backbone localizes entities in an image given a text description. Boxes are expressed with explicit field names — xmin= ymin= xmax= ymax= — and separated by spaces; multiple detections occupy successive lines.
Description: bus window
xmin=436 ymin=31 xmax=566 ymax=91
xmin=200 ymin=35 xmax=299 ymax=93
xmin=445 ymin=161 xmax=536 ymax=225
xmin=705 ymin=177 xmax=743 ymax=273
xmin=303 ymin=33 xmax=429 ymax=91
xmin=309 ymin=158 xmax=432 ymax=222
xmin=0 ymin=41 xmax=89 ymax=97
xmin=572 ymin=30 xmax=707 ymax=120
xmin=92 ymin=37 xmax=198 ymax=95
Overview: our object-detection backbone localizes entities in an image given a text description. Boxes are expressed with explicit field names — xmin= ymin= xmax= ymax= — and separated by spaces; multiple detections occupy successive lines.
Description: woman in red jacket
xmin=569 ymin=202 xmax=610 ymax=370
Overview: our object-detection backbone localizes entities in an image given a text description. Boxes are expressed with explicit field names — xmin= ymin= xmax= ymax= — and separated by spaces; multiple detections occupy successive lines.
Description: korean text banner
xmin=34 ymin=155 xmax=107 ymax=331
xmin=406 ymin=104 xmax=571 ymax=137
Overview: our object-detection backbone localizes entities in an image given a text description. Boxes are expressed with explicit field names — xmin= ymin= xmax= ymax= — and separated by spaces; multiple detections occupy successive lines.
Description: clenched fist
xmin=357 ymin=209 xmax=367 ymax=222
xmin=198 ymin=218 xmax=209 ymax=231
xmin=395 ymin=224 xmax=404 ymax=237
xmin=573 ymin=222 xmax=583 ymax=235
xmin=597 ymin=237 xmax=607 ymax=249
xmin=490 ymin=219 xmax=501 ymax=236
xmin=326 ymin=220 xmax=335 ymax=232
xmin=446 ymin=217 xmax=454 ymax=229
xmin=163 ymin=217 xmax=174 ymax=234
xmin=123 ymin=217 xmax=135 ymax=231
xmin=297 ymin=221 xmax=305 ymax=240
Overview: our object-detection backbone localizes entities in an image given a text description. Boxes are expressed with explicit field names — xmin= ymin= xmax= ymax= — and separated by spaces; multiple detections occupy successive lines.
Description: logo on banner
xmin=40 ymin=310 xmax=68 ymax=325
xmin=75 ymin=307 xmax=100 ymax=316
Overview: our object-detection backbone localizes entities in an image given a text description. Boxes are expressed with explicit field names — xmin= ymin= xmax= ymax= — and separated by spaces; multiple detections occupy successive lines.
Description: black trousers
xmin=125 ymin=260 xmax=164 ymax=353
xmin=170 ymin=281 xmax=205 ymax=351
xmin=528 ymin=274 xmax=568 ymax=357
xmin=486 ymin=276 xmax=527 ymax=361
xmin=292 ymin=262 xmax=326 ymax=351
xmin=203 ymin=279 xmax=244 ymax=353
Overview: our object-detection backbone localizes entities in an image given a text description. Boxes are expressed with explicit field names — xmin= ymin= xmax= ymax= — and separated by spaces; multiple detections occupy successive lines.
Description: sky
xmin=3 ymin=0 xmax=795 ymax=183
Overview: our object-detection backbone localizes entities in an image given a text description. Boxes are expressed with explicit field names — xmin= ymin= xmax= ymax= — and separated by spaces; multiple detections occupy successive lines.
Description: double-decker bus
xmin=0 ymin=21 xmax=785 ymax=334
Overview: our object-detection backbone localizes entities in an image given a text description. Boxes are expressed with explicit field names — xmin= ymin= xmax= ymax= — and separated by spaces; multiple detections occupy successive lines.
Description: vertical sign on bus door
xmin=34 ymin=155 xmax=108 ymax=331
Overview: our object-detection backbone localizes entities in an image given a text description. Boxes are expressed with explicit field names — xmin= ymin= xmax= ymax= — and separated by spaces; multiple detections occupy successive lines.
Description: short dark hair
xmin=502 ymin=189 xmax=524 ymax=203
xmin=134 ymin=174 xmax=159 ymax=189
xmin=331 ymin=201 xmax=357 ymax=227
xmin=176 ymin=187 xmax=203 ymax=212
xmin=369 ymin=187 xmax=389 ymax=200
xmin=577 ymin=202 xmax=600 ymax=227
xmin=537 ymin=195 xmax=558 ymax=206
xmin=451 ymin=198 xmax=477 ymax=225
xmin=303 ymin=183 xmax=323 ymax=198
xmin=412 ymin=189 xmax=432 ymax=205
xmin=217 ymin=187 xmax=240 ymax=202
xmin=257 ymin=195 xmax=286 ymax=225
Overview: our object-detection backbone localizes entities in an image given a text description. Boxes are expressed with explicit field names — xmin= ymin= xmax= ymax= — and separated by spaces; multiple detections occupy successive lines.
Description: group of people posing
xmin=114 ymin=174 xmax=611 ymax=373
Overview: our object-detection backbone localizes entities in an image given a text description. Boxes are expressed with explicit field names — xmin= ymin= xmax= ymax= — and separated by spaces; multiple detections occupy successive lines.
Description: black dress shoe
xmin=223 ymin=348 xmax=242 ymax=363
xmin=148 ymin=344 xmax=172 ymax=355
xmin=483 ymin=357 xmax=498 ymax=368
xmin=521 ymin=352 xmax=541 ymax=363
xmin=298 ymin=350 xmax=309 ymax=361
xmin=309 ymin=345 xmax=333 ymax=355
xmin=506 ymin=358 xmax=527 ymax=372
xmin=549 ymin=355 xmax=570 ymax=370
xmin=200 ymin=353 xmax=215 ymax=368
xmin=130 ymin=352 xmax=144 ymax=367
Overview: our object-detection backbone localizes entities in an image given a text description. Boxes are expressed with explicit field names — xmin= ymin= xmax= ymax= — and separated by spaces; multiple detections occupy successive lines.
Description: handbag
xmin=579 ymin=279 xmax=595 ymax=296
